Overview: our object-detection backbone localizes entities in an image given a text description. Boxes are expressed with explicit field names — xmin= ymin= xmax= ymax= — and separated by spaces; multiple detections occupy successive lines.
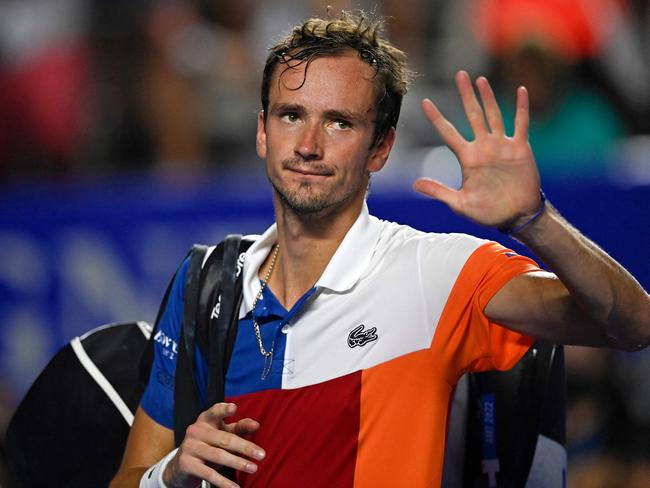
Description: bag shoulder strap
xmin=181 ymin=244 xmax=209 ymax=390
xmin=173 ymin=236 xmax=254 ymax=446
xmin=173 ymin=244 xmax=210 ymax=446
xmin=205 ymin=235 xmax=246 ymax=407
xmin=203 ymin=234 xmax=252 ymax=485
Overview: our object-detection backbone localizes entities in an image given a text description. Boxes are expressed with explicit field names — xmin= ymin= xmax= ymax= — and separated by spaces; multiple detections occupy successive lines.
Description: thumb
xmin=413 ymin=178 xmax=460 ymax=211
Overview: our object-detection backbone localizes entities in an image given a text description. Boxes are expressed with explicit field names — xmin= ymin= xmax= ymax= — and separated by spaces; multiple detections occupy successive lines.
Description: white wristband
xmin=140 ymin=448 xmax=178 ymax=488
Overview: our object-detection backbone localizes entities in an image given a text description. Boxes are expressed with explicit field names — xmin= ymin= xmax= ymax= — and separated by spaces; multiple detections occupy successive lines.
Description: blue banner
xmin=1 ymin=170 xmax=648 ymax=400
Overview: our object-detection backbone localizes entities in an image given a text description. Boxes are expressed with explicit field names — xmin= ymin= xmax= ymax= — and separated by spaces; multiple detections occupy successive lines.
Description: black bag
xmin=5 ymin=236 xmax=251 ymax=488
xmin=5 ymin=321 xmax=152 ymax=487
xmin=442 ymin=341 xmax=567 ymax=488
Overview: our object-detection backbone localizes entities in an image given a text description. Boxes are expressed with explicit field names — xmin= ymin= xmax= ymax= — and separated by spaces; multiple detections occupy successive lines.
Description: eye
xmin=280 ymin=112 xmax=300 ymax=123
xmin=333 ymin=119 xmax=352 ymax=130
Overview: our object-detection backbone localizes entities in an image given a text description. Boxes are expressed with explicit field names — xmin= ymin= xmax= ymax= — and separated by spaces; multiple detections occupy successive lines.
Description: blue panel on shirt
xmin=226 ymin=285 xmax=316 ymax=397
xmin=141 ymin=260 xmax=316 ymax=425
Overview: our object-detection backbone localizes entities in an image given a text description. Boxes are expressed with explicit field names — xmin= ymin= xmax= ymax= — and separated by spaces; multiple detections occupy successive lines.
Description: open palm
xmin=414 ymin=71 xmax=542 ymax=228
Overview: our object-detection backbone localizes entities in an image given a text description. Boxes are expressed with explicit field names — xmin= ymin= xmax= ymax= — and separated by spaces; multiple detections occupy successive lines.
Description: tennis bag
xmin=5 ymin=236 xmax=251 ymax=488
xmin=5 ymin=320 xmax=153 ymax=487
xmin=442 ymin=341 xmax=567 ymax=488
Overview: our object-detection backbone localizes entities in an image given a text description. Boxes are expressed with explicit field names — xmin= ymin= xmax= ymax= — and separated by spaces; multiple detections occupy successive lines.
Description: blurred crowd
xmin=1 ymin=0 xmax=650 ymax=183
xmin=1 ymin=1 xmax=650 ymax=486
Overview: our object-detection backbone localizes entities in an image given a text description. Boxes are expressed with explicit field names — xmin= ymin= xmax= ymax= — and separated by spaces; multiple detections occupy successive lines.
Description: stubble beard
xmin=272 ymin=179 xmax=340 ymax=216
xmin=269 ymin=160 xmax=367 ymax=219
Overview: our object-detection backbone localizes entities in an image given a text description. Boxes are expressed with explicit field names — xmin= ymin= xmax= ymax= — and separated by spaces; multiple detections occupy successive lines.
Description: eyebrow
xmin=270 ymin=103 xmax=369 ymax=124
xmin=270 ymin=103 xmax=304 ymax=116
xmin=323 ymin=109 xmax=367 ymax=124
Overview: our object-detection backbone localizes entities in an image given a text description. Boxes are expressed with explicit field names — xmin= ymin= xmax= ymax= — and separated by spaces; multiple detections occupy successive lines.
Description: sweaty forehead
xmin=269 ymin=54 xmax=378 ymax=113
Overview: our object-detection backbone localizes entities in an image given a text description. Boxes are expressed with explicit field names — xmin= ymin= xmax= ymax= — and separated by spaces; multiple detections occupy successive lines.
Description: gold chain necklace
xmin=252 ymin=244 xmax=280 ymax=378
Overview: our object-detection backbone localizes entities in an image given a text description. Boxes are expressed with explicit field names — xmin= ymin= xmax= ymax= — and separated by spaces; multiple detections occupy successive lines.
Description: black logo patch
xmin=347 ymin=324 xmax=378 ymax=348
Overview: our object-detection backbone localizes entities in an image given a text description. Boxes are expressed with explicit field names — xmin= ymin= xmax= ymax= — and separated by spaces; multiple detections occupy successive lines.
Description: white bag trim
xmin=71 ymin=335 xmax=136 ymax=426
xmin=79 ymin=320 xmax=152 ymax=341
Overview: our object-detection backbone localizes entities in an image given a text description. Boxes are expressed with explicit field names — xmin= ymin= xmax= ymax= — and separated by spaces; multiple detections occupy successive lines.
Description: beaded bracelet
xmin=498 ymin=190 xmax=547 ymax=236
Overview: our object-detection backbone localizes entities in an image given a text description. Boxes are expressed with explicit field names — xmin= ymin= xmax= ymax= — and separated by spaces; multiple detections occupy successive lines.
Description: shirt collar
xmin=240 ymin=223 xmax=278 ymax=319
xmin=315 ymin=202 xmax=380 ymax=292
xmin=239 ymin=202 xmax=381 ymax=318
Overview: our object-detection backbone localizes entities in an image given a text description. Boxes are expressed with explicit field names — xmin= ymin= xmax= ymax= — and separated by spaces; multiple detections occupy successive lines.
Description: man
xmin=110 ymin=12 xmax=650 ymax=488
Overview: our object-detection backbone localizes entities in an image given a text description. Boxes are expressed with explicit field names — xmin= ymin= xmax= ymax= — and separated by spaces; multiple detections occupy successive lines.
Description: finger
xmin=202 ymin=402 xmax=237 ymax=425
xmin=171 ymin=450 xmax=242 ymax=488
xmin=413 ymin=178 xmax=461 ymax=211
xmin=224 ymin=418 xmax=261 ymax=438
xmin=421 ymin=98 xmax=466 ymax=154
xmin=513 ymin=86 xmax=530 ymax=142
xmin=193 ymin=442 xmax=260 ymax=475
xmin=190 ymin=425 xmax=266 ymax=462
xmin=204 ymin=468 xmax=242 ymax=488
xmin=183 ymin=457 xmax=243 ymax=488
xmin=475 ymin=76 xmax=504 ymax=135
xmin=455 ymin=70 xmax=488 ymax=139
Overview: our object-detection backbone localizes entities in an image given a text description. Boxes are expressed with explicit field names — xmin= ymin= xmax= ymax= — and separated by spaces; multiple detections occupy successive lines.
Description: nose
xmin=294 ymin=122 xmax=323 ymax=161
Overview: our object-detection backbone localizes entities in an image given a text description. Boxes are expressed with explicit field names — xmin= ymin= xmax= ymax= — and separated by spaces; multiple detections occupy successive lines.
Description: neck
xmin=263 ymin=193 xmax=364 ymax=310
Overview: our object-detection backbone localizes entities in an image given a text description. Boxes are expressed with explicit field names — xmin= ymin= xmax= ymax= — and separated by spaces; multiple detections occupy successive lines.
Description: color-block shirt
xmin=141 ymin=203 xmax=540 ymax=487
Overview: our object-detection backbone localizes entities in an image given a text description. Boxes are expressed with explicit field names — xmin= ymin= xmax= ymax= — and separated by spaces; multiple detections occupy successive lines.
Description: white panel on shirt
xmin=281 ymin=220 xmax=487 ymax=389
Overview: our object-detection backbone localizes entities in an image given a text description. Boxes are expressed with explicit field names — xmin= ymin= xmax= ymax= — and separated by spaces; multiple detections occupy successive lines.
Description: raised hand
xmin=164 ymin=403 xmax=264 ymax=488
xmin=413 ymin=70 xmax=542 ymax=229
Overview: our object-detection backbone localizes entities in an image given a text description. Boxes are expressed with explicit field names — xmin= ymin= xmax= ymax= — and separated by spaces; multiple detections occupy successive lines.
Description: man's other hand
xmin=164 ymin=403 xmax=264 ymax=488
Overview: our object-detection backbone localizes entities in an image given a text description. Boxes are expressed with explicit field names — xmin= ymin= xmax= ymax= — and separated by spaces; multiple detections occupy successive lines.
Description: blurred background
xmin=0 ymin=0 xmax=649 ymax=486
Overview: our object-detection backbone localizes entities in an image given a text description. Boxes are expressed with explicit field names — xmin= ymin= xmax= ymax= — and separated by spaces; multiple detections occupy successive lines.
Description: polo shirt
xmin=141 ymin=202 xmax=540 ymax=487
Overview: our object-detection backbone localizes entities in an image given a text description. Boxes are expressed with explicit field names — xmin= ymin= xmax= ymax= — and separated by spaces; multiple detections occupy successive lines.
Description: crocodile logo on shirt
xmin=347 ymin=324 xmax=378 ymax=348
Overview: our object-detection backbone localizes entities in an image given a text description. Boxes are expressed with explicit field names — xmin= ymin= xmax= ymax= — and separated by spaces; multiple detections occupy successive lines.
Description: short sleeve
xmin=139 ymin=258 xmax=190 ymax=428
xmin=431 ymin=242 xmax=541 ymax=384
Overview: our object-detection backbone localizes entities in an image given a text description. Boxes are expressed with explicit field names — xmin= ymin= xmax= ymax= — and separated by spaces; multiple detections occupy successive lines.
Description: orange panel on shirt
xmin=355 ymin=349 xmax=450 ymax=487
xmin=354 ymin=242 xmax=538 ymax=487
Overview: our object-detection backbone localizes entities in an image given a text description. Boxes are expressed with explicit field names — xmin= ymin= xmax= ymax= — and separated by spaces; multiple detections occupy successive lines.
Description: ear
xmin=256 ymin=111 xmax=267 ymax=159
xmin=366 ymin=127 xmax=396 ymax=173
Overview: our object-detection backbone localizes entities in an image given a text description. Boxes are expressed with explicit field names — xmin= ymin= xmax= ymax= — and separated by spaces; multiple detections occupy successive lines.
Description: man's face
xmin=256 ymin=53 xmax=394 ymax=217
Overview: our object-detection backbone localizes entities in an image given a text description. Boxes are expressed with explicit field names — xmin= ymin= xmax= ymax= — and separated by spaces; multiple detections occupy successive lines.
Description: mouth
xmin=283 ymin=162 xmax=334 ymax=178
